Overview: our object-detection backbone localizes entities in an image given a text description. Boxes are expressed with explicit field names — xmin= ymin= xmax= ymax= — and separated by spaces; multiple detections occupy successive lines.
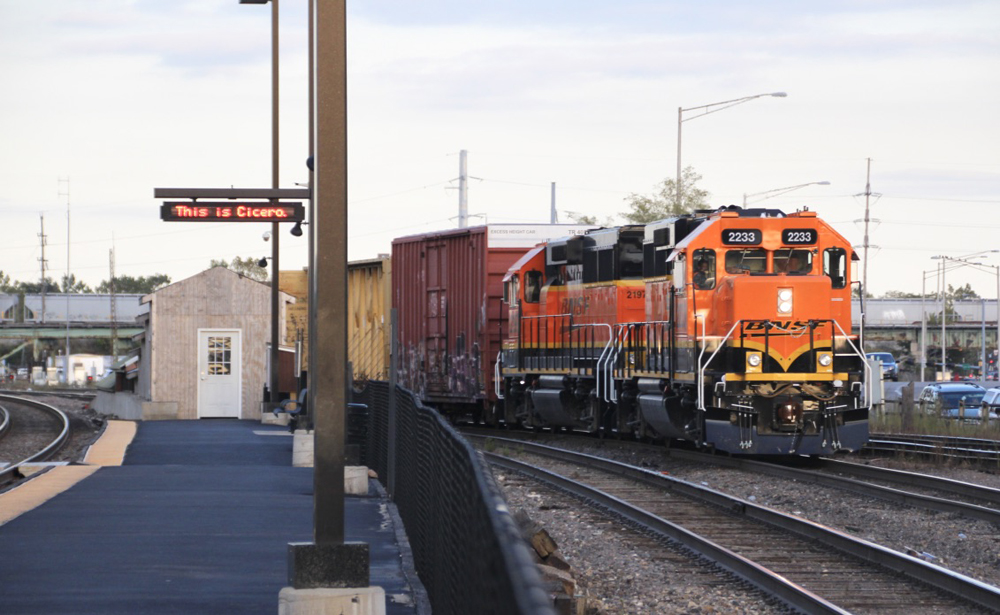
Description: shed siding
xmin=147 ymin=267 xmax=273 ymax=420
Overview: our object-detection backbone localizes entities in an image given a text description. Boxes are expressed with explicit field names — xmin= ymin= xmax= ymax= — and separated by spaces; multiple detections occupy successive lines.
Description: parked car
xmin=866 ymin=352 xmax=898 ymax=381
xmin=982 ymin=388 xmax=1000 ymax=421
xmin=918 ymin=382 xmax=987 ymax=421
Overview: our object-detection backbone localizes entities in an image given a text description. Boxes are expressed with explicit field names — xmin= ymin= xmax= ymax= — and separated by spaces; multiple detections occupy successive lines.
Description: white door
xmin=198 ymin=330 xmax=241 ymax=418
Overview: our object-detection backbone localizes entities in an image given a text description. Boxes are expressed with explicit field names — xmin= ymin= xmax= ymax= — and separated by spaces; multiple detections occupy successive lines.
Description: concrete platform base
xmin=293 ymin=430 xmax=314 ymax=467
xmin=278 ymin=586 xmax=386 ymax=615
xmin=262 ymin=412 xmax=291 ymax=427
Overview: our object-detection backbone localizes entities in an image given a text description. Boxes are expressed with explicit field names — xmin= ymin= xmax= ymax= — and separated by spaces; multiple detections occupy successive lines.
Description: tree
xmin=211 ymin=256 xmax=269 ymax=282
xmin=60 ymin=274 xmax=92 ymax=293
xmin=564 ymin=211 xmax=614 ymax=227
xmin=949 ymin=283 xmax=979 ymax=301
xmin=96 ymin=274 xmax=171 ymax=295
xmin=926 ymin=283 xmax=982 ymax=325
xmin=881 ymin=290 xmax=926 ymax=299
xmin=0 ymin=271 xmax=10 ymax=292
xmin=13 ymin=277 xmax=62 ymax=293
xmin=621 ymin=166 xmax=710 ymax=224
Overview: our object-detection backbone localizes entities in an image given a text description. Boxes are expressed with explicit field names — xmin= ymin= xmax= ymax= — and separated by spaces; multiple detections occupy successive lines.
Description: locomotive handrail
xmin=830 ymin=319 xmax=872 ymax=408
xmin=608 ymin=325 xmax=638 ymax=403
xmin=519 ymin=312 xmax=572 ymax=371
xmin=593 ymin=324 xmax=615 ymax=402
xmin=697 ymin=318 xmax=742 ymax=412
xmin=494 ymin=350 xmax=504 ymax=400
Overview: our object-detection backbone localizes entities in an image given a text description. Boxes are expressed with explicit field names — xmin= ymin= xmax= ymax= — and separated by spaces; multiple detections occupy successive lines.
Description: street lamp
xmin=743 ymin=181 xmax=829 ymax=207
xmin=240 ymin=0 xmax=282 ymax=409
xmin=677 ymin=92 xmax=786 ymax=208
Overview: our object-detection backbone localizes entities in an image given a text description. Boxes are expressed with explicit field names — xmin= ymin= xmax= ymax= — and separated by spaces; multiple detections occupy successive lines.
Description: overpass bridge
xmin=0 ymin=293 xmax=147 ymax=346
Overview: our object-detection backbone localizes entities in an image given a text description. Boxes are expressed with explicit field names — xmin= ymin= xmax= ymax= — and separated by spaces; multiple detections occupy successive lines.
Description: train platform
xmin=0 ymin=419 xmax=427 ymax=615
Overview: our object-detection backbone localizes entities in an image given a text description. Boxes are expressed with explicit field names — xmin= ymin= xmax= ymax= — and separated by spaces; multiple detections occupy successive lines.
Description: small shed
xmin=122 ymin=266 xmax=294 ymax=420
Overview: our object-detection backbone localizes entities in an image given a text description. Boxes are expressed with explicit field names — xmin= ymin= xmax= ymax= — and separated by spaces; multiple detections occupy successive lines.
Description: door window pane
xmin=207 ymin=336 xmax=231 ymax=375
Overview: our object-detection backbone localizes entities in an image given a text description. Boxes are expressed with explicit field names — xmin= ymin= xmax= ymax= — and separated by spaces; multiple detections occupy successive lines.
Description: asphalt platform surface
xmin=0 ymin=419 xmax=424 ymax=614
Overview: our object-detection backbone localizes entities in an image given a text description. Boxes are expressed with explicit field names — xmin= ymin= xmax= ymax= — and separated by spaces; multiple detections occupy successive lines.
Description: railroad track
xmin=864 ymin=432 xmax=1000 ymax=466
xmin=0 ymin=394 xmax=71 ymax=485
xmin=465 ymin=426 xmax=1000 ymax=524
xmin=656 ymin=450 xmax=1000 ymax=525
xmin=471 ymin=434 xmax=1000 ymax=613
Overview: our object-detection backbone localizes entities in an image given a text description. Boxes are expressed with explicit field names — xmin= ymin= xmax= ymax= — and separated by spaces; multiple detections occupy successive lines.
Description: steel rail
xmin=0 ymin=394 xmax=71 ymax=483
xmin=658 ymin=448 xmax=1000 ymax=524
xmin=484 ymin=452 xmax=849 ymax=615
xmin=864 ymin=436 xmax=1000 ymax=465
xmin=476 ymin=434 xmax=1000 ymax=613
xmin=815 ymin=457 xmax=1000 ymax=507
xmin=0 ymin=405 xmax=9 ymax=439
xmin=871 ymin=432 xmax=1000 ymax=448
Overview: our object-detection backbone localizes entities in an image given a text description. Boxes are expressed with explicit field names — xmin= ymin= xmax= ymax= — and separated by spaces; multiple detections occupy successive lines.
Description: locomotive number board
xmin=721 ymin=229 xmax=762 ymax=245
xmin=782 ymin=229 xmax=818 ymax=245
xmin=160 ymin=201 xmax=304 ymax=223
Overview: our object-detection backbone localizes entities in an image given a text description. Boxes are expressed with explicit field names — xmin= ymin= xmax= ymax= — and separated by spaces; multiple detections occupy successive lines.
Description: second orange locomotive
xmin=499 ymin=205 xmax=870 ymax=455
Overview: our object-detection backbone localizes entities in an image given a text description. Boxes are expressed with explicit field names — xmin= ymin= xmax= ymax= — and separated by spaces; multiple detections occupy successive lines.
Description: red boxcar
xmin=392 ymin=224 xmax=594 ymax=414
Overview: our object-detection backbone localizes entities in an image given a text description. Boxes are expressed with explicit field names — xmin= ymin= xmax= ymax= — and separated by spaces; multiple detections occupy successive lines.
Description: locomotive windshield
xmin=774 ymin=249 xmax=812 ymax=274
xmin=725 ymin=249 xmax=766 ymax=274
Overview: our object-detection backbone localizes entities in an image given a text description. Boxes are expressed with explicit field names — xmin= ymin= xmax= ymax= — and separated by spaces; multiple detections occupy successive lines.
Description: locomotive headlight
xmin=746 ymin=351 xmax=763 ymax=373
xmin=777 ymin=288 xmax=793 ymax=315
xmin=818 ymin=352 xmax=833 ymax=373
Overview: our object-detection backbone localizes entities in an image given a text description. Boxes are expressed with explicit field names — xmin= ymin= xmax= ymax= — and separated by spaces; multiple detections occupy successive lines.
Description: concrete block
xmin=278 ymin=587 xmax=386 ymax=615
xmin=344 ymin=466 xmax=369 ymax=495
xmin=262 ymin=412 xmax=291 ymax=427
xmin=293 ymin=431 xmax=314 ymax=468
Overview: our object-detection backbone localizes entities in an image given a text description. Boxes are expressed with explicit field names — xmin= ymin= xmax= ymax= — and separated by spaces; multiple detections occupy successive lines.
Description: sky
xmin=1 ymin=0 xmax=999 ymax=298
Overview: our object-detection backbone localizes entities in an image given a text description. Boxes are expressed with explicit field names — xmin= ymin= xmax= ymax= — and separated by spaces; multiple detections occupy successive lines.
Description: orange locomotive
xmin=499 ymin=205 xmax=870 ymax=455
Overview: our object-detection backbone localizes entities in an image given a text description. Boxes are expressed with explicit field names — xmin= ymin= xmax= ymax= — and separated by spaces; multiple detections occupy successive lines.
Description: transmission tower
xmin=38 ymin=215 xmax=48 ymax=323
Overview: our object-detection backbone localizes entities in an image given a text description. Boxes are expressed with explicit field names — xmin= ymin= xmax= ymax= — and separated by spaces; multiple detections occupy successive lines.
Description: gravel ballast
xmin=489 ymin=435 xmax=1000 ymax=613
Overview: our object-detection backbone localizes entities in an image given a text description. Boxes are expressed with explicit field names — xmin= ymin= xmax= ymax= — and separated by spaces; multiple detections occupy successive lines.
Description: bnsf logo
xmin=561 ymin=296 xmax=591 ymax=316
xmin=744 ymin=321 xmax=810 ymax=332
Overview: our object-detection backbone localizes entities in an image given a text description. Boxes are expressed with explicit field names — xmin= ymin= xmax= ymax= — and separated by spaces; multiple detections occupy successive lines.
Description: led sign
xmin=160 ymin=201 xmax=304 ymax=223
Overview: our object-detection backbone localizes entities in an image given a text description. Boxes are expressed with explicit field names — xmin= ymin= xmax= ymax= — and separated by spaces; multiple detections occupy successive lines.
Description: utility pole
xmin=550 ymin=182 xmax=558 ymax=224
xmin=109 ymin=248 xmax=118 ymax=358
xmin=458 ymin=149 xmax=468 ymax=228
xmin=59 ymin=177 xmax=71 ymax=376
xmin=861 ymin=158 xmax=873 ymax=294
xmin=38 ymin=215 xmax=47 ymax=324
xmin=855 ymin=159 xmax=880 ymax=351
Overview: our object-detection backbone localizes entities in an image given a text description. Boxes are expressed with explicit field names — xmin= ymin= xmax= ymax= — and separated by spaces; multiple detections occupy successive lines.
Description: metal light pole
xmin=286 ymin=0 xmax=369 ymax=589
xmin=920 ymin=268 xmax=938 ymax=381
xmin=940 ymin=258 xmax=947 ymax=379
xmin=932 ymin=250 xmax=1000 ymax=380
xmin=677 ymin=92 xmax=786 ymax=209
xmin=240 ymin=0 xmax=281 ymax=408
xmin=743 ymin=181 xmax=830 ymax=207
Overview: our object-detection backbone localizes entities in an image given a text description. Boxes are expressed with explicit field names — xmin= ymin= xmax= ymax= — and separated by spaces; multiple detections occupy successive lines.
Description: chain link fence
xmin=356 ymin=381 xmax=555 ymax=615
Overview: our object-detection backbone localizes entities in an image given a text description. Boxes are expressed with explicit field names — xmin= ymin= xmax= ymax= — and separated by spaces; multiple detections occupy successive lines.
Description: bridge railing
xmin=356 ymin=381 xmax=555 ymax=615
